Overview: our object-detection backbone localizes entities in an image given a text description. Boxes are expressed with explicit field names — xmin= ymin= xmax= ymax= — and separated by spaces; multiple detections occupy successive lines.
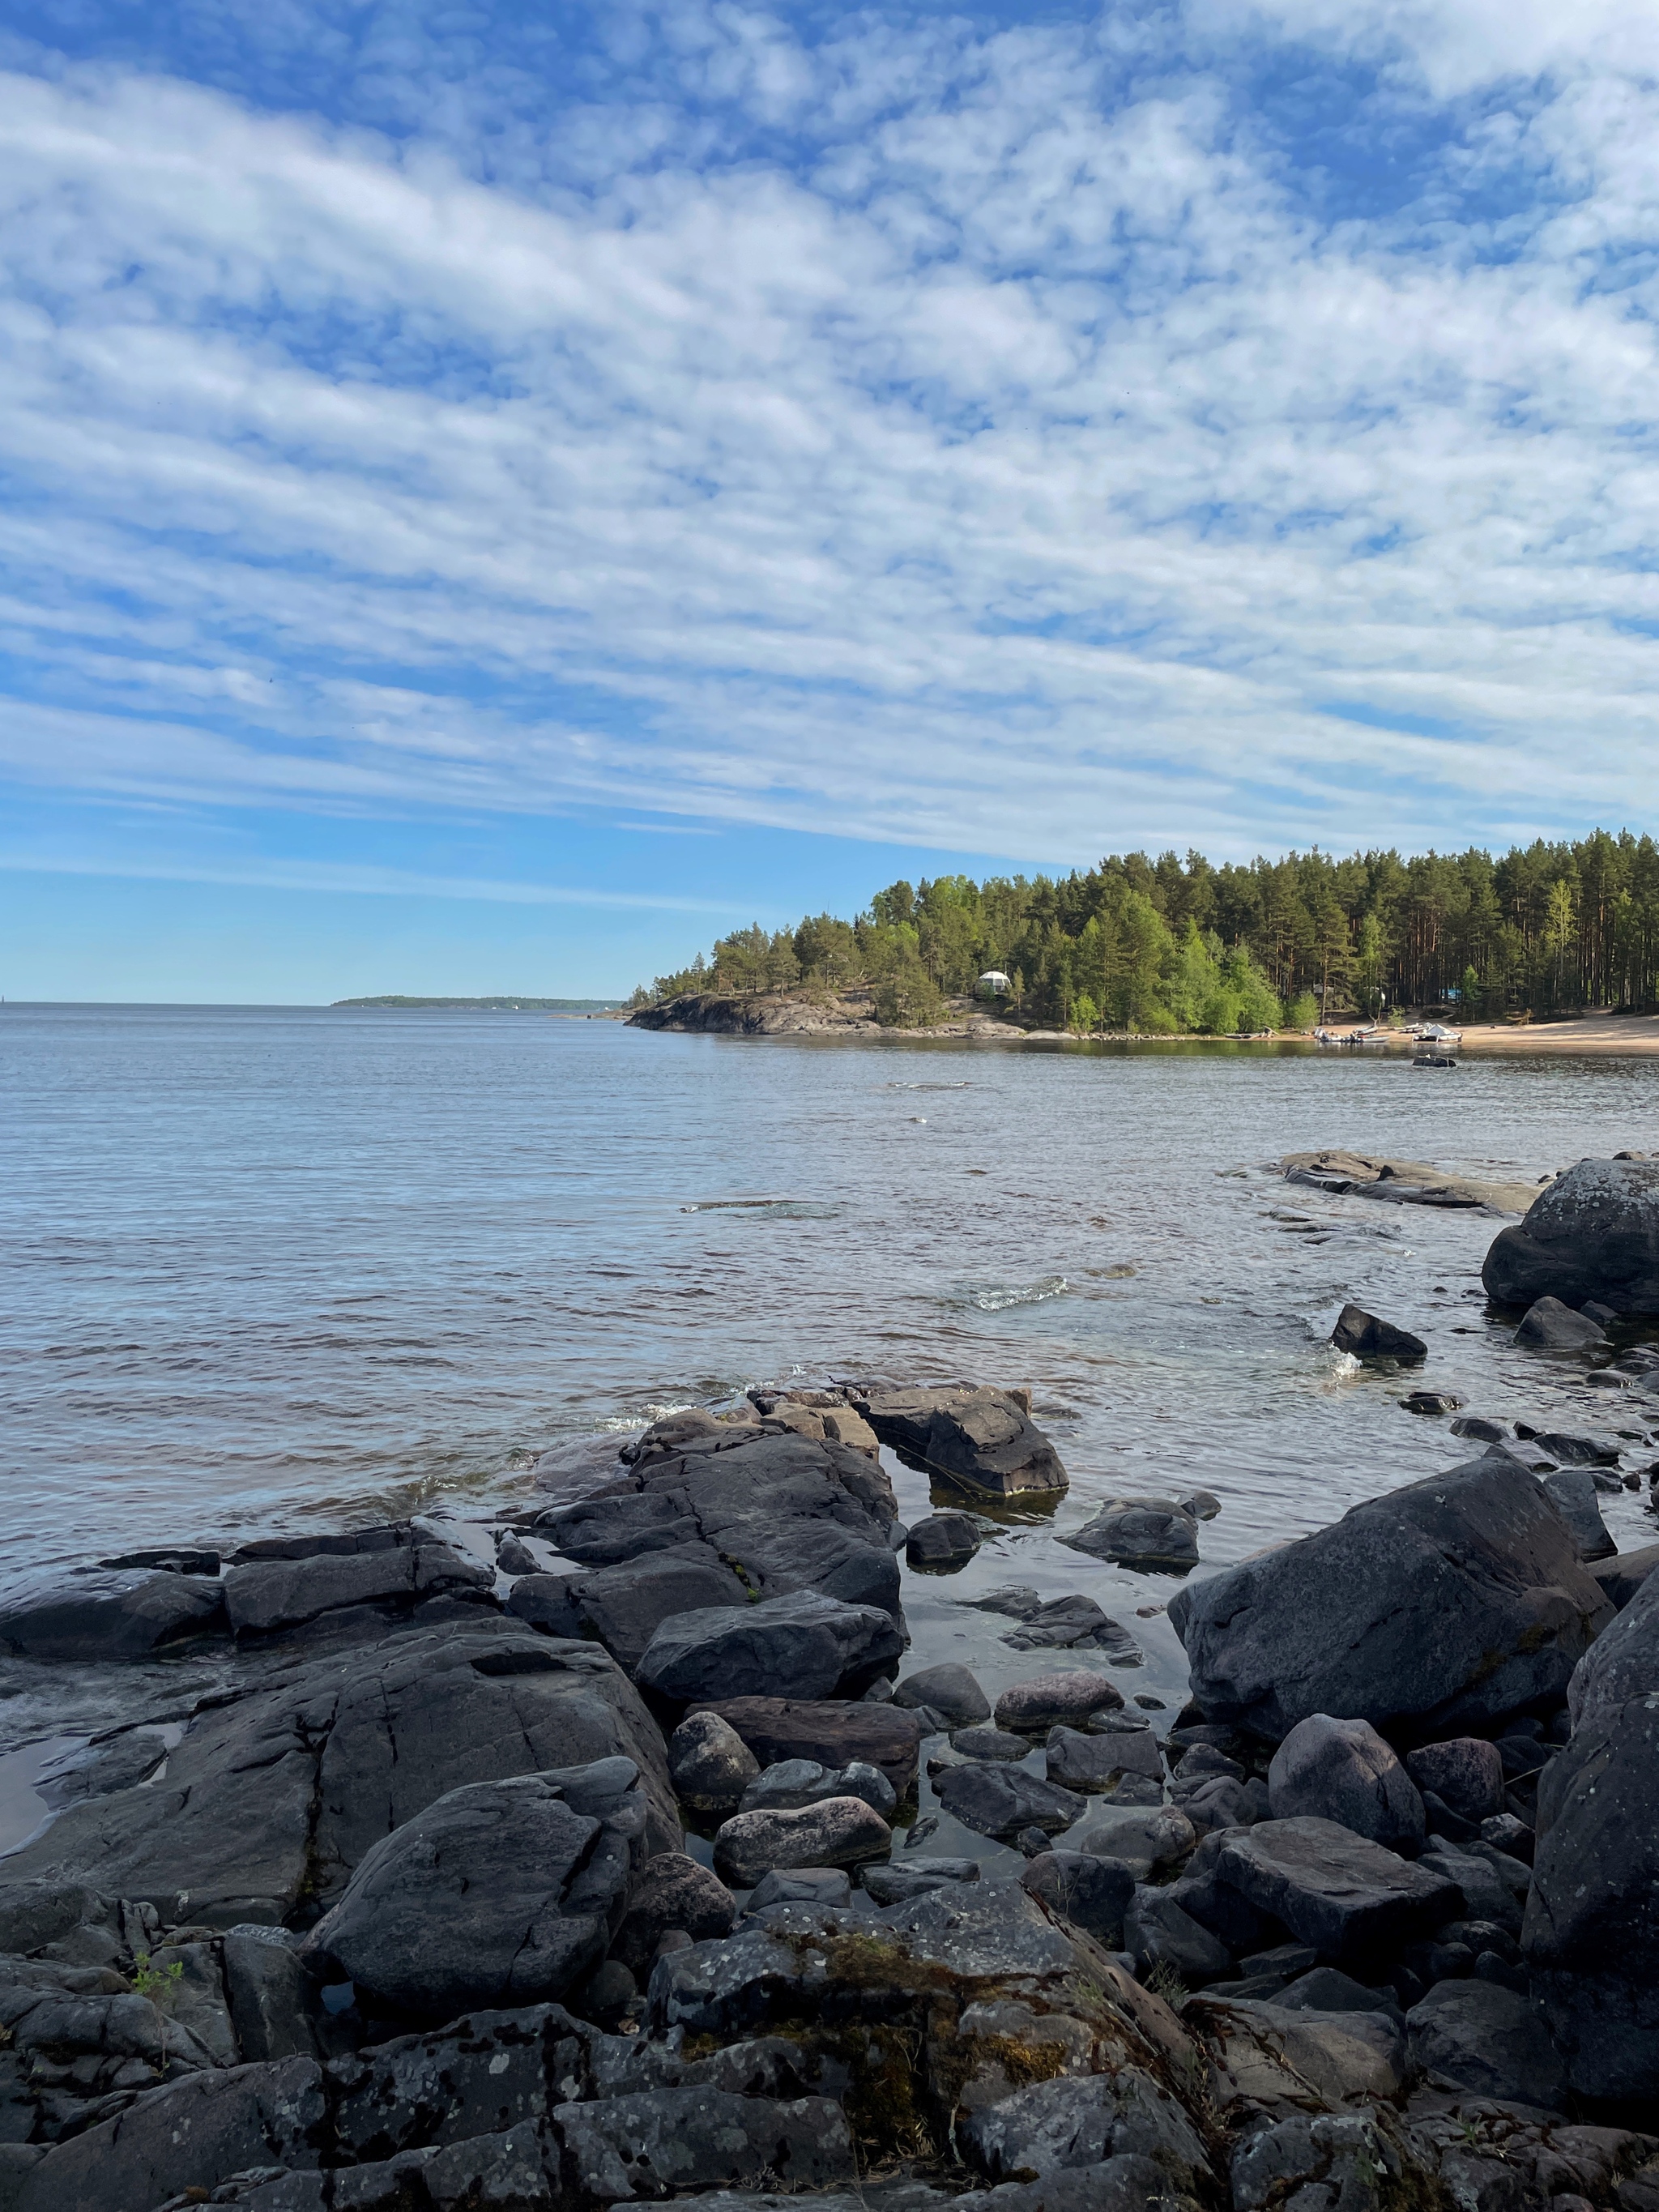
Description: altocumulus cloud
xmin=2 ymin=0 xmax=1658 ymax=867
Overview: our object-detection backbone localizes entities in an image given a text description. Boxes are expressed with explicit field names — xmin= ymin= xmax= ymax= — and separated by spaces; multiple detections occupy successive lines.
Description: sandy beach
xmin=1427 ymin=1014 xmax=1659 ymax=1054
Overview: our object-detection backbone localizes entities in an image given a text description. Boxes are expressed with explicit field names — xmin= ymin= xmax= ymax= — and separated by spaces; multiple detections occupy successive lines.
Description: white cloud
xmin=0 ymin=4 xmax=1657 ymax=871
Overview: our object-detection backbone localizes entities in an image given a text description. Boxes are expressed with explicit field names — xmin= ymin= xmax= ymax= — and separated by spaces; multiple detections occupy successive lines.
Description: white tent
xmin=976 ymin=971 xmax=1012 ymax=995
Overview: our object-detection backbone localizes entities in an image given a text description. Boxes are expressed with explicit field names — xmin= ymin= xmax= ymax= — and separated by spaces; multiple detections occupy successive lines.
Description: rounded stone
xmin=713 ymin=1796 xmax=893 ymax=1888
xmin=995 ymin=1672 xmax=1125 ymax=1733
xmin=668 ymin=1711 xmax=761 ymax=1813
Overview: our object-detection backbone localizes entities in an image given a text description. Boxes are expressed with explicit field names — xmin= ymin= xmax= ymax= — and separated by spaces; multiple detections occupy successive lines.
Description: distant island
xmin=333 ymin=996 xmax=625 ymax=1011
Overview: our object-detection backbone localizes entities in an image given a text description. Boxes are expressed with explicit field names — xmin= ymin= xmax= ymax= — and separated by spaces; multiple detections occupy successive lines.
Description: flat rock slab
xmin=223 ymin=1532 xmax=492 ymax=1638
xmin=1046 ymin=1726 xmax=1162 ymax=1792
xmin=863 ymin=1856 xmax=979 ymax=1906
xmin=690 ymin=1698 xmax=923 ymax=1796
xmin=0 ymin=1568 xmax=227 ymax=1659
xmin=1205 ymin=1999 xmax=1408 ymax=2104
xmin=635 ymin=1589 xmax=904 ymax=1704
xmin=999 ymin=1595 xmax=1145 ymax=1662
xmin=1283 ymin=1151 xmax=1541 ymax=1215
xmin=1214 ymin=1817 xmax=1462 ymax=1961
xmin=933 ymin=1762 xmax=1085 ymax=1840
xmin=713 ymin=1797 xmax=893 ymax=1886
xmin=996 ymin=1672 xmax=1126 ymax=1732
xmin=1169 ymin=1456 xmax=1612 ymax=1740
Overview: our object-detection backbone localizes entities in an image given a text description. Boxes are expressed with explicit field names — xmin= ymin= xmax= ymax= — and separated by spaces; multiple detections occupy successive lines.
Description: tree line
xmin=631 ymin=831 xmax=1659 ymax=1033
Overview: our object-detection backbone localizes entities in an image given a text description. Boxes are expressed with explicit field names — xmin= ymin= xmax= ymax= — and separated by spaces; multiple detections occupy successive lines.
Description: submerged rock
xmin=1482 ymin=1155 xmax=1659 ymax=1313
xmin=905 ymin=1514 xmax=983 ymax=1570
xmin=1169 ymin=1457 xmax=1610 ymax=1741
xmin=738 ymin=1757 xmax=896 ymax=1819
xmin=1514 ymin=1295 xmax=1610 ymax=1351
xmin=0 ymin=1568 xmax=227 ymax=1660
xmin=1060 ymin=1500 xmax=1198 ymax=1572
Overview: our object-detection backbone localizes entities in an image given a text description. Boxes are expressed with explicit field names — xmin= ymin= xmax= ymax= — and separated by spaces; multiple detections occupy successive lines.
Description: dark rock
xmin=560 ymin=1550 xmax=752 ymax=1672
xmin=554 ymin=2086 xmax=856 ymax=2197
xmin=1213 ymin=1817 xmax=1462 ymax=1961
xmin=578 ymin=1957 xmax=638 ymax=2023
xmin=1169 ymin=1457 xmax=1612 ymax=1741
xmin=1019 ymin=1852 xmax=1135 ymax=1944
xmin=635 ymin=1590 xmax=904 ymax=1704
xmin=949 ymin=1727 xmax=1031 ymax=1762
xmin=1064 ymin=1802 xmax=1196 ymax=1880
xmin=862 ymin=1857 xmax=979 ymax=1906
xmin=1176 ymin=1489 xmax=1222 ymax=1522
xmin=1451 ymin=1414 xmax=1509 ymax=1442
xmin=222 ymin=1930 xmax=319 ymax=2063
xmin=857 ymin=1385 xmax=1068 ymax=1497
xmin=505 ymin=1570 xmax=582 ymax=1636
xmin=1525 ymin=1568 xmax=1659 ymax=2099
xmin=1593 ymin=1546 xmax=1659 ymax=1609
xmin=745 ymin=1868 xmax=851 ymax=1911
xmin=958 ymin=2068 xmax=1212 ymax=2193
xmin=1496 ymin=1732 xmax=1548 ymax=1776
xmin=994 ymin=1673 xmax=1124 ymax=1733
xmin=98 ymin=1547 xmax=220 ymax=1576
xmin=1060 ymin=1500 xmax=1198 ymax=1572
xmin=1515 ymin=1296 xmax=1610 ymax=1351
xmin=1406 ymin=1979 xmax=1568 ymax=2112
xmin=1405 ymin=1737 xmax=1506 ymax=1823
xmin=1415 ymin=1844 xmax=1524 ymax=1936
xmin=667 ymin=1711 xmax=760 ymax=1812
xmin=905 ymin=1514 xmax=982 ymax=1570
xmin=892 ymin=1663 xmax=989 ymax=1725
xmin=222 ymin=1531 xmax=492 ymax=1638
xmin=305 ymin=1757 xmax=647 ymax=2018
xmin=1173 ymin=1773 xmax=1270 ymax=1834
xmin=1266 ymin=1713 xmax=1425 ymax=1851
xmin=6 ymin=1620 xmax=678 ymax=1928
xmin=932 ymin=1763 xmax=1085 ymax=1842
xmin=0 ymin=1569 xmax=227 ymax=1659
xmin=712 ymin=1797 xmax=893 ymax=1886
xmin=1274 ymin=1966 xmax=1400 ymax=2016
xmin=1045 ymin=1726 xmax=1160 ymax=1793
xmin=999 ymin=1596 xmax=1144 ymax=1662
xmin=1331 ymin=1304 xmax=1427 ymax=1362
xmin=1482 ymin=1158 xmax=1659 ymax=1313
xmin=1123 ymin=1886 xmax=1230 ymax=1984
xmin=1230 ymin=2113 xmax=1422 ymax=2212
xmin=1542 ymin=1469 xmax=1616 ymax=1561
xmin=1532 ymin=1430 xmax=1623 ymax=1466
xmin=1422 ymin=1789 xmax=1480 ymax=1843
xmin=1404 ymin=1391 xmax=1465 ymax=1415
xmin=737 ymin=1758 xmax=895 ymax=1818
xmin=1482 ymin=1813 xmax=1534 ymax=1863
xmin=690 ymin=1698 xmax=923 ymax=1797
xmin=610 ymin=1854 xmax=736 ymax=1978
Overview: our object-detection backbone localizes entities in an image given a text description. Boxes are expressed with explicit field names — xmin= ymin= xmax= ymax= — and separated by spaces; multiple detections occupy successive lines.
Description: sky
xmin=2 ymin=0 xmax=1658 ymax=1000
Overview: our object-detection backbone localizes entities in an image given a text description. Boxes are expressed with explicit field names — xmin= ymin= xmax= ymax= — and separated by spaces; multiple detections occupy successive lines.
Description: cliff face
xmin=627 ymin=989 xmax=1025 ymax=1037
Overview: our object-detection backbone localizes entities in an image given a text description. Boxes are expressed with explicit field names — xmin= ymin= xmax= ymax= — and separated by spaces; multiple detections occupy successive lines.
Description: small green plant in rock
xmin=132 ymin=1951 xmax=185 ymax=2001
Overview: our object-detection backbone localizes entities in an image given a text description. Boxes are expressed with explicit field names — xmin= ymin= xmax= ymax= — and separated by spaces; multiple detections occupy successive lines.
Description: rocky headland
xmin=3 ymin=1168 xmax=1659 ymax=2209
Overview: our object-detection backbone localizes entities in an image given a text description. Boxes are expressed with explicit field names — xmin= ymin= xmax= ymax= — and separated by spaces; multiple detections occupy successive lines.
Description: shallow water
xmin=4 ymin=1004 xmax=1657 ymax=1824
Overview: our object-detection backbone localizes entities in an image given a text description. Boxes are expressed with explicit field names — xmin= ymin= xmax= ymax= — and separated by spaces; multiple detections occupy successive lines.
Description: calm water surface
xmin=4 ymin=1005 xmax=1658 ymax=1775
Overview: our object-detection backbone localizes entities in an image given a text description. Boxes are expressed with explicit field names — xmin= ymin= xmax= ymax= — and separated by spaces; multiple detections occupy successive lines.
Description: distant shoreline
xmin=332 ymin=995 xmax=625 ymax=1012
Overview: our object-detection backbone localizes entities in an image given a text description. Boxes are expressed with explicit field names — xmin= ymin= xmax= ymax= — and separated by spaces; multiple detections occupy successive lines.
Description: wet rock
xmin=905 ymin=1514 xmax=983 ymax=1570
xmin=635 ymin=1590 xmax=904 ymax=1705
xmin=958 ymin=2067 xmax=1212 ymax=2193
xmin=554 ymin=2085 xmax=856 ymax=2198
xmin=5 ymin=1619 xmax=678 ymax=1928
xmin=223 ymin=1529 xmax=493 ymax=1639
xmin=1529 ymin=1429 xmax=1623 ymax=1467
xmin=1267 ymin=1714 xmax=1426 ymax=1852
xmin=1593 ymin=1544 xmax=1659 ymax=1610
xmin=1170 ymin=1457 xmax=1612 ymax=1741
xmin=950 ymin=1727 xmax=1032 ymax=1763
xmin=933 ymin=1764 xmax=1085 ymax=1842
xmin=1175 ymin=1489 xmax=1222 ymax=1522
xmin=609 ymin=1854 xmax=736 ymax=1979
xmin=1525 ymin=1567 xmax=1659 ymax=2100
xmin=1123 ymin=1886 xmax=1230 ymax=1985
xmin=1213 ymin=1817 xmax=1462 ymax=1962
xmin=1406 ymin=1979 xmax=1568 ymax=2111
xmin=305 ymin=1757 xmax=646 ymax=2019
xmin=505 ymin=1569 xmax=582 ymax=1635
xmin=1331 ymin=1305 xmax=1427 ymax=1362
xmin=1019 ymin=1852 xmax=1135 ymax=1944
xmin=892 ymin=1663 xmax=989 ymax=1726
xmin=1450 ymin=1413 xmax=1509 ymax=1442
xmin=1000 ymin=1597 xmax=1144 ymax=1663
xmin=737 ymin=1758 xmax=895 ymax=1819
xmin=1045 ymin=1727 xmax=1160 ymax=1794
xmin=1482 ymin=1157 xmax=1659 ymax=1313
xmin=712 ymin=1797 xmax=893 ymax=1887
xmin=1209 ymin=1998 xmax=1409 ymax=2103
xmin=0 ymin=1569 xmax=227 ymax=1660
xmin=857 ymin=1386 xmax=1068 ymax=1498
xmin=745 ymin=1868 xmax=851 ymax=1911
xmin=1060 ymin=1501 xmax=1198 ymax=1572
xmin=690 ymin=1697 xmax=923 ymax=1798
xmin=556 ymin=1550 xmax=753 ymax=1672
xmin=1515 ymin=1296 xmax=1610 ymax=1351
xmin=1541 ymin=1469 xmax=1616 ymax=1561
xmin=1405 ymin=1738 xmax=1505 ymax=1824
xmin=1065 ymin=1802 xmax=1196 ymax=1881
xmin=667 ymin=1712 xmax=760 ymax=1813
xmin=1403 ymin=1390 xmax=1465 ymax=1416
xmin=995 ymin=1673 xmax=1124 ymax=1733
xmin=862 ymin=1857 xmax=980 ymax=1906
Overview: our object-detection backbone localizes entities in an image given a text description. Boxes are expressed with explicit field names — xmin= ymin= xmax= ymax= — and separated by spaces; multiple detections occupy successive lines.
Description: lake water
xmin=4 ymin=1003 xmax=1657 ymax=1784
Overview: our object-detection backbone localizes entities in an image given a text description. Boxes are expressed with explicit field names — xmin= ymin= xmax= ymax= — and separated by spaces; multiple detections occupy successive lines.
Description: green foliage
xmin=132 ymin=1952 xmax=184 ymax=2001
xmin=633 ymin=829 xmax=1659 ymax=1026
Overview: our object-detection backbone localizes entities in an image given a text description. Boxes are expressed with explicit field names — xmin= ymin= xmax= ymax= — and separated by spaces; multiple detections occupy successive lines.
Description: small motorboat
xmin=1413 ymin=1048 xmax=1459 ymax=1068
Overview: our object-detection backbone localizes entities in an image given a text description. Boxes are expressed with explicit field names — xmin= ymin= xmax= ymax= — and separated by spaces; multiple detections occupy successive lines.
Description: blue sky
xmin=2 ymin=0 xmax=1657 ymax=999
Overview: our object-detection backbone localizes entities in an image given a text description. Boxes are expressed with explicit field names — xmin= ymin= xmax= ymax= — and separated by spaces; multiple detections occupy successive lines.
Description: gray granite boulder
xmin=1213 ymin=1817 xmax=1461 ymax=1961
xmin=893 ymin=1663 xmax=990 ymax=1725
xmin=933 ymin=1763 xmax=1085 ymax=1841
xmin=858 ymin=1386 xmax=1068 ymax=1497
xmin=1406 ymin=1979 xmax=1567 ymax=2111
xmin=1169 ymin=1457 xmax=1611 ymax=1741
xmin=1267 ymin=1713 xmax=1425 ymax=1851
xmin=1514 ymin=1295 xmax=1610 ymax=1350
xmin=305 ymin=1757 xmax=647 ymax=2017
xmin=995 ymin=1672 xmax=1124 ymax=1733
xmin=1045 ymin=1725 xmax=1161 ymax=1793
xmin=0 ymin=1568 xmax=226 ymax=1659
xmin=1065 ymin=1802 xmax=1196 ymax=1881
xmin=635 ymin=1588 xmax=904 ymax=1704
xmin=1061 ymin=1500 xmax=1198 ymax=1571
xmin=554 ymin=2085 xmax=855 ymax=2197
xmin=553 ymin=1548 xmax=752 ymax=1672
xmin=958 ymin=2067 xmax=1212 ymax=2192
xmin=1482 ymin=1157 xmax=1659 ymax=1313
xmin=667 ymin=1710 xmax=760 ymax=1812
xmin=1209 ymin=2000 xmax=1407 ymax=2103
xmin=712 ymin=1797 xmax=893 ymax=1887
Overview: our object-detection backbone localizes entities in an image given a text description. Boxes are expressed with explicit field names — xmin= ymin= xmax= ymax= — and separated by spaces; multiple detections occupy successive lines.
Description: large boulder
xmin=1210 ymin=1817 xmax=1462 ymax=1961
xmin=1267 ymin=1714 xmax=1425 ymax=1851
xmin=2 ymin=1619 xmax=678 ymax=1926
xmin=1169 ymin=1458 xmax=1611 ymax=1741
xmin=634 ymin=1590 xmax=904 ymax=1704
xmin=712 ymin=1797 xmax=893 ymax=1886
xmin=1405 ymin=1979 xmax=1568 ymax=2112
xmin=1482 ymin=1158 xmax=1659 ymax=1313
xmin=305 ymin=1758 xmax=648 ymax=2018
xmin=857 ymin=1386 xmax=1068 ymax=1498
xmin=1524 ymin=1567 xmax=1659 ymax=2099
xmin=0 ymin=1567 xmax=227 ymax=1659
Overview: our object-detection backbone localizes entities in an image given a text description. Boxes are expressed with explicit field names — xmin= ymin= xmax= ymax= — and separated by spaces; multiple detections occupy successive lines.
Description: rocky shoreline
xmin=3 ymin=1164 xmax=1659 ymax=2210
